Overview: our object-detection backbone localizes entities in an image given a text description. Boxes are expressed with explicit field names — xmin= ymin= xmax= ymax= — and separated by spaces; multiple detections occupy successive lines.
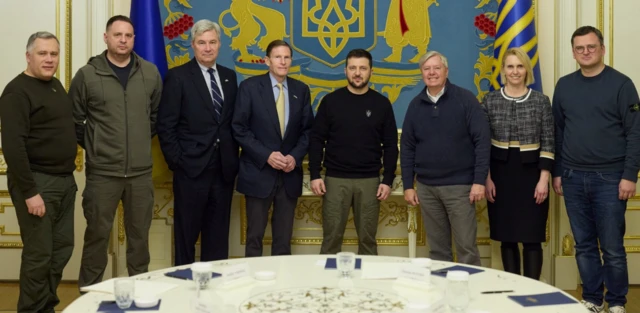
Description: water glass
xmin=114 ymin=278 xmax=135 ymax=309
xmin=191 ymin=262 xmax=213 ymax=290
xmin=446 ymin=270 xmax=470 ymax=312
xmin=336 ymin=252 xmax=356 ymax=278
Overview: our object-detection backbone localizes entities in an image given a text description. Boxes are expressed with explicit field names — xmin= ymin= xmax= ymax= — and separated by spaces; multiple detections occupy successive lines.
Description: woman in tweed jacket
xmin=480 ymin=47 xmax=554 ymax=280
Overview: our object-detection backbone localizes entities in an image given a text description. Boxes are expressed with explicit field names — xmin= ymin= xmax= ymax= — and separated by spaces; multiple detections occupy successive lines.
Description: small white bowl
xmin=254 ymin=271 xmax=276 ymax=281
xmin=134 ymin=295 xmax=160 ymax=308
xmin=411 ymin=258 xmax=432 ymax=268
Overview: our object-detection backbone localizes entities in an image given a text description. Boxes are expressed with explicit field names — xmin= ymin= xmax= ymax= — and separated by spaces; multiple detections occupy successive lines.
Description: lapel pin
xmin=293 ymin=95 xmax=298 ymax=99
xmin=224 ymin=79 xmax=229 ymax=82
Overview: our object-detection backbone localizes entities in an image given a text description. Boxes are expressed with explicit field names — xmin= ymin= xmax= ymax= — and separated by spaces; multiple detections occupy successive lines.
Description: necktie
xmin=276 ymin=83 xmax=285 ymax=137
xmin=207 ymin=68 xmax=223 ymax=122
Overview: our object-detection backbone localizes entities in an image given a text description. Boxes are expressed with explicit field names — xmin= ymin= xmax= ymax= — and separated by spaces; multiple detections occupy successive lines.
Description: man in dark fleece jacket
xmin=552 ymin=26 xmax=639 ymax=313
xmin=69 ymin=15 xmax=162 ymax=289
xmin=401 ymin=51 xmax=490 ymax=266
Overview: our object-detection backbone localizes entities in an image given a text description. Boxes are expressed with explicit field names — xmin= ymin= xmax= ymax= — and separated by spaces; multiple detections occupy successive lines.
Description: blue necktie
xmin=207 ymin=68 xmax=223 ymax=122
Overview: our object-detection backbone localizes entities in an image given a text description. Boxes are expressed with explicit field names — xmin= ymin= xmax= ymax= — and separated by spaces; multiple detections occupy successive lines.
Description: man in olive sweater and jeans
xmin=401 ymin=51 xmax=490 ymax=265
xmin=309 ymin=49 xmax=398 ymax=255
xmin=69 ymin=15 xmax=162 ymax=288
xmin=0 ymin=32 xmax=78 ymax=313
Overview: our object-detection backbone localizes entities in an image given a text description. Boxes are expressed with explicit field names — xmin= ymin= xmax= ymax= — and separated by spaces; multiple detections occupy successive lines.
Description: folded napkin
xmin=508 ymin=292 xmax=578 ymax=307
xmin=325 ymin=258 xmax=362 ymax=269
xmin=97 ymin=300 xmax=161 ymax=312
xmin=431 ymin=265 xmax=484 ymax=277
xmin=164 ymin=268 xmax=221 ymax=280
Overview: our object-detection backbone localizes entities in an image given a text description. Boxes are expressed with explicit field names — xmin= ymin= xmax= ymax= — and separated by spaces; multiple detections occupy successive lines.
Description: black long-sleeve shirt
xmin=552 ymin=66 xmax=640 ymax=181
xmin=0 ymin=73 xmax=77 ymax=198
xmin=400 ymin=81 xmax=490 ymax=189
xmin=309 ymin=87 xmax=398 ymax=186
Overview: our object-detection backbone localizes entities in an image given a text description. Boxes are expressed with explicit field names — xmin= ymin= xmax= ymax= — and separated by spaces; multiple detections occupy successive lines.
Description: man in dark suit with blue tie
xmin=233 ymin=40 xmax=314 ymax=257
xmin=157 ymin=19 xmax=239 ymax=265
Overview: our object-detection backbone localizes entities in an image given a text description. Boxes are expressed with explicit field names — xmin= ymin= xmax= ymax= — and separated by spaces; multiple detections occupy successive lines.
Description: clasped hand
xmin=268 ymin=152 xmax=296 ymax=172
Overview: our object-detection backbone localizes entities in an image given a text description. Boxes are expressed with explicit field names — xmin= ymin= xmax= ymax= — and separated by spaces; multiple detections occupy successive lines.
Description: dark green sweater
xmin=0 ymin=73 xmax=77 ymax=198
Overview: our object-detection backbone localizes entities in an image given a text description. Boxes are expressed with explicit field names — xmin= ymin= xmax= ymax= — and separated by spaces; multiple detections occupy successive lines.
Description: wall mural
xmin=160 ymin=0 xmax=499 ymax=125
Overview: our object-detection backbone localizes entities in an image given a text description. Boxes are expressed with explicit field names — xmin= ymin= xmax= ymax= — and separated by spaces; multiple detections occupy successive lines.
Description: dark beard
xmin=347 ymin=78 xmax=369 ymax=90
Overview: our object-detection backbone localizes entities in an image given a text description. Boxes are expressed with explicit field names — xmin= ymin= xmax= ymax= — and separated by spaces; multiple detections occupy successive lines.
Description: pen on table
xmin=481 ymin=290 xmax=514 ymax=294
xmin=431 ymin=269 xmax=448 ymax=274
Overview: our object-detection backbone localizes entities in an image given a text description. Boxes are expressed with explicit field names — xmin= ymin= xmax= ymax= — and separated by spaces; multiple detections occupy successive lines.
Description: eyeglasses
xmin=574 ymin=44 xmax=600 ymax=54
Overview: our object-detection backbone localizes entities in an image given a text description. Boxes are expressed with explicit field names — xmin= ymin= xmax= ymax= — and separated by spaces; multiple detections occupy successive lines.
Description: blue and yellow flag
xmin=130 ymin=0 xmax=171 ymax=183
xmin=130 ymin=0 xmax=168 ymax=78
xmin=490 ymin=0 xmax=542 ymax=91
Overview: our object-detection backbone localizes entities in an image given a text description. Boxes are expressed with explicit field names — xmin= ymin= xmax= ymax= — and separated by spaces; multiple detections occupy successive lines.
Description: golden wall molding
xmin=239 ymin=197 xmax=426 ymax=246
xmin=0 ymin=242 xmax=23 ymax=249
xmin=56 ymin=0 xmax=61 ymax=79
xmin=597 ymin=0 xmax=604 ymax=32
xmin=562 ymin=234 xmax=575 ymax=256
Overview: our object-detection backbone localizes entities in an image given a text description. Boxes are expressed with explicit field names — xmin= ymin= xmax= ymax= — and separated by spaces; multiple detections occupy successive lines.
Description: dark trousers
xmin=173 ymin=154 xmax=233 ymax=265
xmin=320 ymin=176 xmax=381 ymax=255
xmin=245 ymin=176 xmax=298 ymax=257
xmin=416 ymin=182 xmax=481 ymax=265
xmin=9 ymin=171 xmax=77 ymax=313
xmin=79 ymin=172 xmax=154 ymax=288
xmin=561 ymin=169 xmax=628 ymax=307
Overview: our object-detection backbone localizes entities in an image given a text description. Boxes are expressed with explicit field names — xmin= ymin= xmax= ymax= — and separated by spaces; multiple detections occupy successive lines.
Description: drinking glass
xmin=446 ymin=270 xmax=470 ymax=312
xmin=336 ymin=252 xmax=356 ymax=278
xmin=114 ymin=278 xmax=135 ymax=309
xmin=191 ymin=262 xmax=213 ymax=290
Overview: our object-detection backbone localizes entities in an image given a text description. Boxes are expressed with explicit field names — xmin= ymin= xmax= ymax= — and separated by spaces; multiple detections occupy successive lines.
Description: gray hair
xmin=418 ymin=51 xmax=449 ymax=69
xmin=190 ymin=19 xmax=221 ymax=41
xmin=26 ymin=31 xmax=59 ymax=52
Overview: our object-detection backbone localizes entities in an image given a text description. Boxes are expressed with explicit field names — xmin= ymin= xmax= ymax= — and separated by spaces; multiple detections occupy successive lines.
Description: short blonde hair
xmin=500 ymin=47 xmax=534 ymax=86
xmin=418 ymin=51 xmax=449 ymax=69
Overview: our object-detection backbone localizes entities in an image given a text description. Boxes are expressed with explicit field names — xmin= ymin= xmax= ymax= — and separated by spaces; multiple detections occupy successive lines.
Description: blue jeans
xmin=561 ymin=169 xmax=628 ymax=307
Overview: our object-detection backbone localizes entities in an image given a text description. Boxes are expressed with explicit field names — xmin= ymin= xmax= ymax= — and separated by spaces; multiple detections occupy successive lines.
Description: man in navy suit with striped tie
xmin=157 ymin=19 xmax=239 ymax=265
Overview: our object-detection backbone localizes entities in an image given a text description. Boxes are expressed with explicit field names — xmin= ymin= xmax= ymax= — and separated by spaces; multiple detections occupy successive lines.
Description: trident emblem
xmin=302 ymin=0 xmax=366 ymax=58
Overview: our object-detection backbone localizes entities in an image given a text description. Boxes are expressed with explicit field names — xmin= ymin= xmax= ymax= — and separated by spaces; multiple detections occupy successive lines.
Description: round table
xmin=64 ymin=255 xmax=587 ymax=312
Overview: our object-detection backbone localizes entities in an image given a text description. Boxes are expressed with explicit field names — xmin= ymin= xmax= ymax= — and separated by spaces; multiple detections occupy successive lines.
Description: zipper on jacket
xmin=124 ymin=90 xmax=129 ymax=177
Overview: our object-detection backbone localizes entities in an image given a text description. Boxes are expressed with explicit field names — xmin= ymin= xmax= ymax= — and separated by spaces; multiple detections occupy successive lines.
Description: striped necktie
xmin=207 ymin=68 xmax=223 ymax=122
xmin=276 ymin=83 xmax=285 ymax=137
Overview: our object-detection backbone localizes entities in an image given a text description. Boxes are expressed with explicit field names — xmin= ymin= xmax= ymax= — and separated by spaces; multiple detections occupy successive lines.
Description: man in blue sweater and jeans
xmin=401 ymin=51 xmax=490 ymax=265
xmin=552 ymin=26 xmax=639 ymax=313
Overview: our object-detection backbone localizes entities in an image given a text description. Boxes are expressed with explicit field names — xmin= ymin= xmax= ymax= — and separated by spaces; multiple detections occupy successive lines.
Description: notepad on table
xmin=508 ymin=292 xmax=578 ymax=307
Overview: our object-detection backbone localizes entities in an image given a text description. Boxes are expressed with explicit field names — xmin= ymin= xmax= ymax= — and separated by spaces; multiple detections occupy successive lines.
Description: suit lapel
xmin=189 ymin=59 xmax=216 ymax=118
xmin=283 ymin=77 xmax=298 ymax=139
xmin=218 ymin=67 xmax=233 ymax=121
xmin=260 ymin=74 xmax=283 ymax=138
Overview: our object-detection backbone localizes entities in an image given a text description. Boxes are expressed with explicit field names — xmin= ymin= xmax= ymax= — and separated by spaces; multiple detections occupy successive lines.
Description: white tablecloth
xmin=64 ymin=255 xmax=587 ymax=312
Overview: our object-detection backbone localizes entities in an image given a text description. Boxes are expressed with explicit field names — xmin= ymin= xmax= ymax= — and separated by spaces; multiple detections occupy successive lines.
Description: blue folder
xmin=325 ymin=258 xmax=362 ymax=269
xmin=164 ymin=268 xmax=221 ymax=280
xmin=508 ymin=292 xmax=578 ymax=307
xmin=431 ymin=265 xmax=484 ymax=277
xmin=97 ymin=300 xmax=161 ymax=312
